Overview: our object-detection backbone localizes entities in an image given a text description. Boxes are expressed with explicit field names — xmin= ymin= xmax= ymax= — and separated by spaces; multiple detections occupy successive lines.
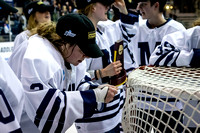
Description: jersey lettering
xmin=0 ymin=89 xmax=15 ymax=124
xmin=138 ymin=42 xmax=150 ymax=66
xmin=138 ymin=42 xmax=162 ymax=66
xmin=30 ymin=83 xmax=43 ymax=90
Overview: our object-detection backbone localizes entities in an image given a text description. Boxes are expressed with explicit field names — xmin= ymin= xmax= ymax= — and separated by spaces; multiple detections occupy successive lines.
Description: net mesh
xmin=122 ymin=66 xmax=200 ymax=133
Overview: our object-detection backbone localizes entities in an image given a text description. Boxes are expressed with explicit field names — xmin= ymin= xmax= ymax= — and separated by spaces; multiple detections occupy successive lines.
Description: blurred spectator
xmin=52 ymin=0 xmax=60 ymax=22
xmin=61 ymin=5 xmax=68 ymax=16
xmin=19 ymin=12 xmax=26 ymax=31
xmin=4 ymin=20 xmax=11 ymax=34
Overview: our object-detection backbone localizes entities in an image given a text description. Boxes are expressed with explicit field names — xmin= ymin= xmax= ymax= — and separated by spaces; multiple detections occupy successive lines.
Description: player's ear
xmin=154 ymin=2 xmax=159 ymax=10
xmin=91 ymin=4 xmax=96 ymax=12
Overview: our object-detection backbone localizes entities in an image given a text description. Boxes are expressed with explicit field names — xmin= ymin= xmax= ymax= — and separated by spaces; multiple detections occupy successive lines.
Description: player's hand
xmin=93 ymin=85 xmax=118 ymax=103
xmin=104 ymin=85 xmax=118 ymax=103
xmin=102 ymin=61 xmax=122 ymax=77
xmin=113 ymin=0 xmax=128 ymax=15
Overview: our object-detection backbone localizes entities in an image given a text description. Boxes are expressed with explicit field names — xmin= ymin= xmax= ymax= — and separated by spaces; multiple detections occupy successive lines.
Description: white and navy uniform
xmin=149 ymin=26 xmax=200 ymax=67
xmin=129 ymin=16 xmax=186 ymax=67
xmin=128 ymin=13 xmax=186 ymax=132
xmin=149 ymin=26 xmax=200 ymax=129
xmin=128 ymin=14 xmax=186 ymax=109
xmin=20 ymin=34 xmax=99 ymax=133
xmin=0 ymin=56 xmax=24 ymax=133
xmin=75 ymin=13 xmax=137 ymax=133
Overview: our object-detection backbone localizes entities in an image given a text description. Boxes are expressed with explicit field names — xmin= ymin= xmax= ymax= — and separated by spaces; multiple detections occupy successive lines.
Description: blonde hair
xmin=27 ymin=13 xmax=38 ymax=30
xmin=30 ymin=22 xmax=68 ymax=52
xmin=77 ymin=4 xmax=95 ymax=16
xmin=192 ymin=18 xmax=200 ymax=27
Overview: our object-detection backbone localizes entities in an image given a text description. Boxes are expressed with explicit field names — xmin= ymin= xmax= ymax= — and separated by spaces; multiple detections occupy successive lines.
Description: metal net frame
xmin=122 ymin=66 xmax=200 ymax=133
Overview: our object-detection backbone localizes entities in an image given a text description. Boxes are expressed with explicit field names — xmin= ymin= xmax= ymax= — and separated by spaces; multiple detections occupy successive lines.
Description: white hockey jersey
xmin=12 ymin=30 xmax=29 ymax=52
xmin=75 ymin=13 xmax=137 ymax=133
xmin=8 ymin=30 xmax=30 ymax=80
xmin=150 ymin=26 xmax=200 ymax=67
xmin=129 ymin=17 xmax=186 ymax=67
xmin=8 ymin=40 xmax=28 ymax=80
xmin=128 ymin=15 xmax=186 ymax=111
xmin=20 ymin=34 xmax=99 ymax=133
xmin=0 ymin=56 xmax=24 ymax=133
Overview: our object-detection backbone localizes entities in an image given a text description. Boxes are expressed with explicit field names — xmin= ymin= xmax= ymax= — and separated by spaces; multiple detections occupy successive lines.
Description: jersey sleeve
xmin=120 ymin=11 xmax=139 ymax=44
xmin=24 ymin=88 xmax=97 ymax=132
xmin=0 ymin=56 xmax=24 ymax=132
xmin=118 ymin=12 xmax=139 ymax=73
xmin=149 ymin=26 xmax=200 ymax=67
xmin=21 ymin=53 xmax=97 ymax=132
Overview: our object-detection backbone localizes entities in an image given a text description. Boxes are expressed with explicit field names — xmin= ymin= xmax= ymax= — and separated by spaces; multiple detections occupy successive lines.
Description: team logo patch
xmin=88 ymin=31 xmax=96 ymax=39
xmin=64 ymin=30 xmax=76 ymax=37
xmin=118 ymin=44 xmax=123 ymax=55
xmin=28 ymin=8 xmax=33 ymax=14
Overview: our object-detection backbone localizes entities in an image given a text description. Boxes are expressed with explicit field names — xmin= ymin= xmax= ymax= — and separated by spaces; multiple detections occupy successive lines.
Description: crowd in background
xmin=0 ymin=0 xmax=80 ymax=41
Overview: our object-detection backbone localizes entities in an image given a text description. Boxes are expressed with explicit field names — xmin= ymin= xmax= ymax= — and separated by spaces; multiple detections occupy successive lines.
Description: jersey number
xmin=0 ymin=89 xmax=15 ymax=124
xmin=30 ymin=83 xmax=43 ymax=90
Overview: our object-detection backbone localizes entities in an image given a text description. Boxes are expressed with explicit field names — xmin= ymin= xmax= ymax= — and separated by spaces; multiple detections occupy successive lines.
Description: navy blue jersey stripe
xmin=171 ymin=52 xmax=180 ymax=67
xmin=154 ymin=51 xmax=170 ymax=66
xmin=124 ymin=44 xmax=135 ymax=64
xmin=80 ymin=90 xmax=96 ymax=118
xmin=121 ymin=25 xmax=130 ymax=43
xmin=34 ymin=89 xmax=57 ymax=127
xmin=55 ymin=91 xmax=67 ymax=133
xmin=77 ymin=75 xmax=98 ymax=90
xmin=94 ymin=94 xmax=124 ymax=114
xmin=120 ymin=12 xmax=139 ymax=25
xmin=76 ymin=100 xmax=124 ymax=123
xmin=42 ymin=94 xmax=62 ymax=132
xmin=164 ymin=52 xmax=175 ymax=66
xmin=121 ymin=24 xmax=134 ymax=43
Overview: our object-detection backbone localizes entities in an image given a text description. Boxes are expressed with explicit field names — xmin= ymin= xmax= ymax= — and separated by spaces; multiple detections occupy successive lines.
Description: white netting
xmin=122 ymin=66 xmax=200 ymax=133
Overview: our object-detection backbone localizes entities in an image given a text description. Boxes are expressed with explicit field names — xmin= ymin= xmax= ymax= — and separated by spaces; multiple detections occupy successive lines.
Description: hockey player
xmin=12 ymin=0 xmax=53 ymax=51
xmin=0 ymin=0 xmax=24 ymax=132
xmin=149 ymin=19 xmax=200 ymax=133
xmin=8 ymin=1 xmax=53 ymax=80
xmin=19 ymin=13 xmax=118 ymax=133
xmin=128 ymin=0 xmax=186 ymax=132
xmin=14 ymin=0 xmax=53 ymax=49
xmin=74 ymin=0 xmax=137 ymax=132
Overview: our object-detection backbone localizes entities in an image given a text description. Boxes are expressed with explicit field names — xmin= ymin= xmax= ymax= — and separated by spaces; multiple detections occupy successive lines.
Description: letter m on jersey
xmin=138 ymin=42 xmax=150 ymax=66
